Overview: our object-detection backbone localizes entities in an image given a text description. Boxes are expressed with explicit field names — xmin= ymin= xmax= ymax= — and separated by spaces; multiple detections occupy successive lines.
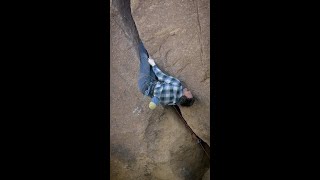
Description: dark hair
xmin=179 ymin=95 xmax=195 ymax=106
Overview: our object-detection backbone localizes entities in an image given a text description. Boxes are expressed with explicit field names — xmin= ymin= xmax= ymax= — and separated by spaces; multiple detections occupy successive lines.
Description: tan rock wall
xmin=111 ymin=0 xmax=210 ymax=179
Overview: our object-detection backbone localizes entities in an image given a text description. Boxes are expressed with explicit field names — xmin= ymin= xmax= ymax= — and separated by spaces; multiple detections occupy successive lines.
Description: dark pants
xmin=138 ymin=42 xmax=157 ymax=97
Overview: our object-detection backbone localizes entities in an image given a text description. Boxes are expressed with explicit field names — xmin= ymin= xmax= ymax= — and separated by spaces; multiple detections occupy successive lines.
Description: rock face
xmin=110 ymin=0 xmax=210 ymax=179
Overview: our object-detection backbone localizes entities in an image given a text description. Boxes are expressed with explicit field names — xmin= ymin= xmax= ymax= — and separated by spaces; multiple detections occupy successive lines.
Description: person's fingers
xmin=148 ymin=58 xmax=154 ymax=63
xmin=148 ymin=58 xmax=155 ymax=66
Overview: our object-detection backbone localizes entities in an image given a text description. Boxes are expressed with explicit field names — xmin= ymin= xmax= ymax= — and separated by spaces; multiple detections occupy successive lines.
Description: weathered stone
xmin=111 ymin=0 xmax=210 ymax=179
xmin=202 ymin=169 xmax=210 ymax=180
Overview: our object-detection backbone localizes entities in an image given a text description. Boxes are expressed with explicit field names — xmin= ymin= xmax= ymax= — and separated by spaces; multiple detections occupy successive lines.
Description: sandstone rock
xmin=131 ymin=0 xmax=210 ymax=145
xmin=111 ymin=0 xmax=210 ymax=179
xmin=202 ymin=169 xmax=210 ymax=180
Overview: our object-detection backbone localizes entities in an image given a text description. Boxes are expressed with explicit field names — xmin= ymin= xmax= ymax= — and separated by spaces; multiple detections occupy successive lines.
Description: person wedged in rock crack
xmin=138 ymin=41 xmax=195 ymax=110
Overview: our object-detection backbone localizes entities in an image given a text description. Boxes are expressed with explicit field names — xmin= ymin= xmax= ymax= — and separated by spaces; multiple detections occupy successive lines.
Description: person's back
xmin=137 ymin=41 xmax=195 ymax=109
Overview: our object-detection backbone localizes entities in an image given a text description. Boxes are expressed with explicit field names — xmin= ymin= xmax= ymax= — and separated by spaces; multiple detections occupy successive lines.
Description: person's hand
xmin=148 ymin=58 xmax=156 ymax=66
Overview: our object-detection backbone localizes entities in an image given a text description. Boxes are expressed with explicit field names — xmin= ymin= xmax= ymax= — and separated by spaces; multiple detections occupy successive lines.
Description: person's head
xmin=179 ymin=88 xmax=195 ymax=106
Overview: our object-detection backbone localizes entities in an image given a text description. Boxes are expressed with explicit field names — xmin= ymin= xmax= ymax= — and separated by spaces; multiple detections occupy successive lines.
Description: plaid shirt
xmin=152 ymin=65 xmax=183 ymax=105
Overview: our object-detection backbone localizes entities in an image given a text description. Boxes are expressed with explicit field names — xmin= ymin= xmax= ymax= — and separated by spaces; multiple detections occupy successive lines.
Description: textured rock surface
xmin=202 ymin=169 xmax=210 ymax=180
xmin=111 ymin=0 xmax=210 ymax=179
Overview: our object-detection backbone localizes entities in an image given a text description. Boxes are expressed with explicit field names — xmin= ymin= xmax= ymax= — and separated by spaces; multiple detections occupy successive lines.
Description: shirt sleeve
xmin=152 ymin=65 xmax=181 ymax=86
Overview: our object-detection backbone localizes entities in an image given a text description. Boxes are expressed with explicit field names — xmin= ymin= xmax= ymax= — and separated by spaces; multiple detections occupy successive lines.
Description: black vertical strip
xmin=211 ymin=0 xmax=224 ymax=179
xmin=98 ymin=0 xmax=109 ymax=179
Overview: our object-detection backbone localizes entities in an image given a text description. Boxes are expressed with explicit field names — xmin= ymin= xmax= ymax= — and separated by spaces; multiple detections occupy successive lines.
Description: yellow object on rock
xmin=149 ymin=102 xmax=157 ymax=110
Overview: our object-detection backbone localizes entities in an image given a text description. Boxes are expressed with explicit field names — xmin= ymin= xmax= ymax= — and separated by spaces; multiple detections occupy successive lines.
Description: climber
xmin=138 ymin=41 xmax=195 ymax=110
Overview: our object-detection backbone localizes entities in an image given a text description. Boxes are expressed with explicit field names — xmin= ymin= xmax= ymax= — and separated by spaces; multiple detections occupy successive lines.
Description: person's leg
xmin=150 ymin=68 xmax=157 ymax=81
xmin=138 ymin=42 xmax=152 ymax=94
xmin=149 ymin=64 xmax=157 ymax=81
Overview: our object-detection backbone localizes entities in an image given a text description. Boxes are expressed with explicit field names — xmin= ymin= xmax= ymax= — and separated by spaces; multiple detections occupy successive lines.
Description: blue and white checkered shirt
xmin=152 ymin=65 xmax=183 ymax=105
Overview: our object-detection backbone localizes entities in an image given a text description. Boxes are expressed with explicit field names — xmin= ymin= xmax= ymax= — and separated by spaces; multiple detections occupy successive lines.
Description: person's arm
xmin=148 ymin=58 xmax=181 ymax=85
